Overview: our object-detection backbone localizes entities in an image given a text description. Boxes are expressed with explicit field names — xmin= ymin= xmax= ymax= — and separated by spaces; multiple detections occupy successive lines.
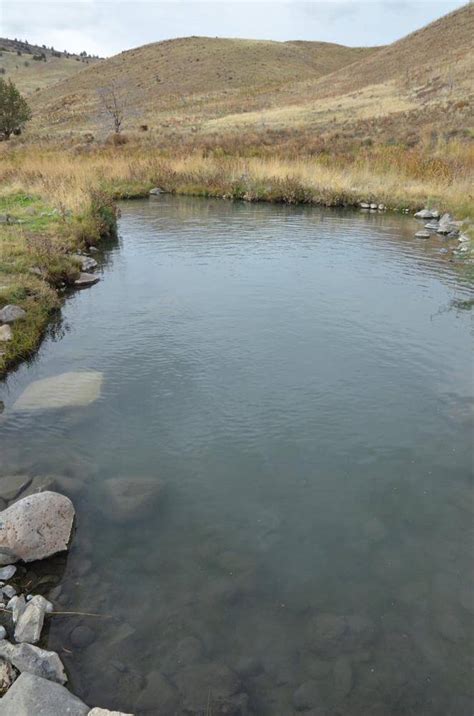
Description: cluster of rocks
xmin=0 ymin=304 xmax=26 ymax=346
xmin=71 ymin=252 xmax=101 ymax=288
xmin=359 ymin=202 xmax=386 ymax=212
xmin=0 ymin=489 xmax=132 ymax=715
xmin=413 ymin=208 xmax=471 ymax=256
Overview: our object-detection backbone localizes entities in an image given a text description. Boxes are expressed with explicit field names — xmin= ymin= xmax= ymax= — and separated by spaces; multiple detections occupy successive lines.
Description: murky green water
xmin=1 ymin=196 xmax=473 ymax=715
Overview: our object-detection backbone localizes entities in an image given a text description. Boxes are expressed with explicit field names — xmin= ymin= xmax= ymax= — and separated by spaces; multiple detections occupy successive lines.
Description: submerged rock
xmin=308 ymin=613 xmax=375 ymax=656
xmin=136 ymin=671 xmax=180 ymax=713
xmin=0 ymin=671 xmax=89 ymax=715
xmin=101 ymin=477 xmax=164 ymax=523
xmin=0 ymin=491 xmax=75 ymax=565
xmin=14 ymin=595 xmax=53 ymax=645
xmin=0 ymin=306 xmax=26 ymax=324
xmin=174 ymin=662 xmax=241 ymax=714
xmin=0 ymin=640 xmax=66 ymax=684
xmin=69 ymin=625 xmax=95 ymax=649
xmin=12 ymin=371 xmax=103 ymax=412
xmin=292 ymin=680 xmax=322 ymax=711
xmin=0 ymin=476 xmax=32 ymax=503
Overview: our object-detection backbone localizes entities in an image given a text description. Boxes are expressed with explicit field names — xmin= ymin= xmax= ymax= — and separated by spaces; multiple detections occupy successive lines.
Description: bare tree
xmin=98 ymin=85 xmax=124 ymax=133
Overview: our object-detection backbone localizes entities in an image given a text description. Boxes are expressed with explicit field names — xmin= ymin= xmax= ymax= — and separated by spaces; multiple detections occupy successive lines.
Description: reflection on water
xmin=1 ymin=197 xmax=473 ymax=715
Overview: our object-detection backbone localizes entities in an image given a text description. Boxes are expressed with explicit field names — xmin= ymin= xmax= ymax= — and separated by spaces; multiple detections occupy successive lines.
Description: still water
xmin=0 ymin=196 xmax=473 ymax=715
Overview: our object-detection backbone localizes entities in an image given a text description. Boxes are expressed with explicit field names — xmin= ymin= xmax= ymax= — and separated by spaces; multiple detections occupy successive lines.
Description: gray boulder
xmin=0 ymin=672 xmax=89 ymax=715
xmin=414 ymin=209 xmax=439 ymax=219
xmin=0 ymin=491 xmax=75 ymax=565
xmin=74 ymin=273 xmax=100 ymax=288
xmin=0 ymin=640 xmax=66 ymax=684
xmin=415 ymin=230 xmax=430 ymax=239
xmin=14 ymin=596 xmax=53 ymax=645
xmin=0 ymin=306 xmax=26 ymax=324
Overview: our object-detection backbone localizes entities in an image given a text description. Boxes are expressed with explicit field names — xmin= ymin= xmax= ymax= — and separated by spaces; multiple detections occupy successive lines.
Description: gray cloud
xmin=2 ymin=1 xmax=465 ymax=56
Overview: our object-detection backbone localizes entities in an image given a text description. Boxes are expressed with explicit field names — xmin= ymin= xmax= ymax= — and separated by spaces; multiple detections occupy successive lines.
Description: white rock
xmin=0 ymin=672 xmax=89 ymax=715
xmin=0 ymin=640 xmax=67 ymax=684
xmin=12 ymin=371 xmax=103 ymax=412
xmin=14 ymin=596 xmax=52 ymax=644
xmin=0 ymin=567 xmax=16 ymax=581
xmin=0 ymin=629 xmax=5 ymax=640
xmin=2 ymin=586 xmax=16 ymax=599
xmin=0 ymin=491 xmax=75 ymax=565
xmin=149 ymin=187 xmax=164 ymax=195
xmin=0 ymin=325 xmax=12 ymax=342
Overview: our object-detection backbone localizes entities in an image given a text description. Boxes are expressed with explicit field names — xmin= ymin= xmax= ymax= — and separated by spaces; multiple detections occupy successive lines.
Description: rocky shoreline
xmin=0 ymin=490 xmax=132 ymax=715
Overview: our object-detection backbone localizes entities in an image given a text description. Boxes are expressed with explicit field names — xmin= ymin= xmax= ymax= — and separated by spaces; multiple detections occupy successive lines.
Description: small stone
xmin=0 ymin=305 xmax=26 ymax=324
xmin=0 ymin=325 xmax=13 ymax=342
xmin=0 ymin=627 xmax=6 ymax=640
xmin=149 ymin=187 xmax=164 ymax=195
xmin=424 ymin=221 xmax=439 ymax=230
xmin=370 ymin=203 xmax=378 ymax=210
xmin=71 ymin=254 xmax=98 ymax=272
xmin=415 ymin=230 xmax=430 ymax=239
xmin=14 ymin=595 xmax=52 ymax=644
xmin=7 ymin=595 xmax=26 ymax=624
xmin=378 ymin=204 xmax=385 ymax=211
xmin=136 ymin=670 xmax=180 ymax=713
xmin=360 ymin=203 xmax=370 ymax=209
xmin=2 ymin=585 xmax=16 ymax=599
xmin=0 ymin=566 xmax=16 ymax=581
xmin=70 ymin=624 xmax=95 ymax=648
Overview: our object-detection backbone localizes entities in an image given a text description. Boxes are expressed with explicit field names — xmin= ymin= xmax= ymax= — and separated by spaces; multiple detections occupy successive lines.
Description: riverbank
xmin=1 ymin=141 xmax=472 ymax=378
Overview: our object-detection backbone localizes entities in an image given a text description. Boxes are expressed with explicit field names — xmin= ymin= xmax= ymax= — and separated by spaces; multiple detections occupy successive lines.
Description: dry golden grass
xmin=1 ymin=138 xmax=472 ymax=216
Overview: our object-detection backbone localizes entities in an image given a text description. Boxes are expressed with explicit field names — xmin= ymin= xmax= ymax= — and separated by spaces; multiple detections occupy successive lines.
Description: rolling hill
xmin=0 ymin=38 xmax=101 ymax=95
xmin=21 ymin=3 xmax=474 ymax=151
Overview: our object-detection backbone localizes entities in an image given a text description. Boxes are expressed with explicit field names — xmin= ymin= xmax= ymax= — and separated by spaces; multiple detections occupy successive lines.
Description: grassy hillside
xmin=0 ymin=38 xmax=101 ymax=95
xmin=28 ymin=36 xmax=378 ymax=132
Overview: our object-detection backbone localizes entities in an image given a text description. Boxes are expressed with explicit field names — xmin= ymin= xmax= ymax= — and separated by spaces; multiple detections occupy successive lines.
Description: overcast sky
xmin=2 ymin=1 xmax=465 ymax=57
